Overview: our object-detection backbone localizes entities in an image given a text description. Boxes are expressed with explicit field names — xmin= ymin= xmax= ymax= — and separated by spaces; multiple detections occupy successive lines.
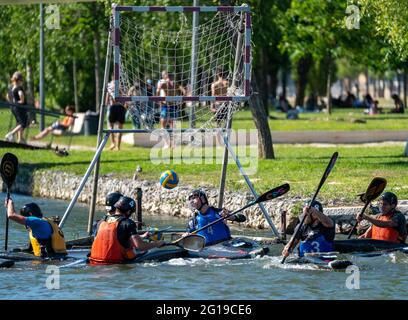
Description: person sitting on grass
xmin=281 ymin=201 xmax=335 ymax=259
xmin=5 ymin=199 xmax=67 ymax=259
xmin=185 ymin=189 xmax=246 ymax=246
xmin=32 ymin=105 xmax=75 ymax=140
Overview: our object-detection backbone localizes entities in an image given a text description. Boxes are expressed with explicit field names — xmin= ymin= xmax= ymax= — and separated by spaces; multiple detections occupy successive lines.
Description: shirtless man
xmin=210 ymin=68 xmax=229 ymax=125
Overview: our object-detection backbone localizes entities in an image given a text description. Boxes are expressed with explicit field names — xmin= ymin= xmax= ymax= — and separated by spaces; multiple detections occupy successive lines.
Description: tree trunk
xmin=365 ymin=68 xmax=369 ymax=96
xmin=397 ymin=71 xmax=401 ymax=97
xmin=268 ymin=64 xmax=279 ymax=108
xmin=26 ymin=60 xmax=36 ymax=124
xmin=250 ymin=72 xmax=274 ymax=159
xmin=73 ymin=57 xmax=79 ymax=112
xmin=295 ymin=55 xmax=312 ymax=107
xmin=93 ymin=28 xmax=101 ymax=112
xmin=281 ymin=53 xmax=290 ymax=98
xmin=25 ymin=61 xmax=34 ymax=105
xmin=355 ymin=78 xmax=360 ymax=100
xmin=255 ymin=48 xmax=269 ymax=116
xmin=404 ymin=68 xmax=407 ymax=111
xmin=326 ymin=60 xmax=332 ymax=114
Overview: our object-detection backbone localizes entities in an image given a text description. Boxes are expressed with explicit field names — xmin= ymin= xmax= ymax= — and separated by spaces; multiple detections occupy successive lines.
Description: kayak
xmin=187 ymin=237 xmax=269 ymax=260
xmin=0 ymin=259 xmax=14 ymax=268
xmin=1 ymin=236 xmax=268 ymax=267
xmin=289 ymin=252 xmax=353 ymax=271
xmin=333 ymin=239 xmax=407 ymax=253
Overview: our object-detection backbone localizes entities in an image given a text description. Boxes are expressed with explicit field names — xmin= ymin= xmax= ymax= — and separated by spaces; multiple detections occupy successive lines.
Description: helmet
xmin=188 ymin=189 xmax=208 ymax=205
xmin=105 ymin=192 xmax=123 ymax=212
xmin=20 ymin=203 xmax=42 ymax=218
xmin=310 ymin=200 xmax=323 ymax=213
xmin=380 ymin=192 xmax=398 ymax=206
xmin=114 ymin=196 xmax=136 ymax=214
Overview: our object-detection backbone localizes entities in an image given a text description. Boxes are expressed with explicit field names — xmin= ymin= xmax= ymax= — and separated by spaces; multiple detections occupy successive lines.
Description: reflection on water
xmin=0 ymin=193 xmax=408 ymax=299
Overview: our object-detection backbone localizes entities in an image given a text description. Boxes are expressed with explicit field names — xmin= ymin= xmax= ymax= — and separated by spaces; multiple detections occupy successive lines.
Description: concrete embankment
xmin=4 ymin=167 xmax=408 ymax=235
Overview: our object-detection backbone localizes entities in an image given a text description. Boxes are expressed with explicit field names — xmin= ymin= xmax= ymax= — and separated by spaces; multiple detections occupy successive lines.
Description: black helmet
xmin=20 ymin=203 xmax=42 ymax=218
xmin=188 ymin=189 xmax=208 ymax=205
xmin=380 ymin=192 xmax=398 ymax=206
xmin=105 ymin=191 xmax=123 ymax=212
xmin=310 ymin=200 xmax=323 ymax=213
xmin=114 ymin=196 xmax=136 ymax=214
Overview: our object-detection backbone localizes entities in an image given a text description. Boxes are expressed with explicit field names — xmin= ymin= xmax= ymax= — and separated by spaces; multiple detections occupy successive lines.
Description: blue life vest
xmin=298 ymin=235 xmax=334 ymax=257
xmin=193 ymin=207 xmax=231 ymax=246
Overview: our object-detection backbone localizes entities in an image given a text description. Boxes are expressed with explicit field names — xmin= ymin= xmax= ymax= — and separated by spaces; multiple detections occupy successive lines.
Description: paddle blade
xmin=358 ymin=177 xmax=387 ymax=203
xmin=0 ymin=153 xmax=18 ymax=189
xmin=174 ymin=235 xmax=205 ymax=252
xmin=315 ymin=152 xmax=338 ymax=194
xmin=256 ymin=183 xmax=290 ymax=204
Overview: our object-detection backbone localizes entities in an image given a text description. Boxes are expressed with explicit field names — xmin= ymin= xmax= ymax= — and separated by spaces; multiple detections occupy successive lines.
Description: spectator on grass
xmin=369 ymin=100 xmax=380 ymax=115
xmin=31 ymin=105 xmax=75 ymax=140
xmin=5 ymin=71 xmax=28 ymax=144
xmin=391 ymin=94 xmax=404 ymax=114
xmin=278 ymin=94 xmax=290 ymax=113
xmin=210 ymin=68 xmax=229 ymax=125
xmin=106 ymin=74 xmax=127 ymax=151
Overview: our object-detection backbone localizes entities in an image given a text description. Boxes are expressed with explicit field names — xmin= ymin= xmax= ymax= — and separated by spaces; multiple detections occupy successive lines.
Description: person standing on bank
xmin=5 ymin=199 xmax=67 ymax=259
xmin=106 ymin=74 xmax=127 ymax=151
xmin=5 ymin=71 xmax=29 ymax=144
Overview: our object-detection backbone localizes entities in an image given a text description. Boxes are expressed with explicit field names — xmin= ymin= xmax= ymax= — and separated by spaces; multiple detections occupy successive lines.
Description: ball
xmin=148 ymin=227 xmax=164 ymax=241
xmin=159 ymin=169 xmax=179 ymax=189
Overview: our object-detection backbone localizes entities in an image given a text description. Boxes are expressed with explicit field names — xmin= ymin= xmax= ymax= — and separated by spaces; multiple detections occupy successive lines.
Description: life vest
xmin=28 ymin=217 xmax=67 ymax=257
xmin=194 ymin=207 xmax=231 ymax=246
xmin=371 ymin=214 xmax=404 ymax=243
xmin=61 ymin=116 xmax=72 ymax=128
xmin=298 ymin=235 xmax=334 ymax=257
xmin=89 ymin=217 xmax=136 ymax=265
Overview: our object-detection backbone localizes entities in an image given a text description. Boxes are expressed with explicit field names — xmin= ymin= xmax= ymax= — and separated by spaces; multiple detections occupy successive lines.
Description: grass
xmin=2 ymin=143 xmax=408 ymax=204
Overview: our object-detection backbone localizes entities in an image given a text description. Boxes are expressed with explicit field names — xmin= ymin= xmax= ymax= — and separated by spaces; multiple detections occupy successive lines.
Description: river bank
xmin=5 ymin=168 xmax=408 ymax=235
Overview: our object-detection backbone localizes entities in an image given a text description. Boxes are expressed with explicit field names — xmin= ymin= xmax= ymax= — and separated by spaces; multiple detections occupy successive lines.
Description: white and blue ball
xmin=159 ymin=169 xmax=179 ymax=189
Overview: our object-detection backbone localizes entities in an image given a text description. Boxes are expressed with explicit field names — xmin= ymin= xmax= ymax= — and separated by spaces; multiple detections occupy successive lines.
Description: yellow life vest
xmin=28 ymin=217 xmax=67 ymax=257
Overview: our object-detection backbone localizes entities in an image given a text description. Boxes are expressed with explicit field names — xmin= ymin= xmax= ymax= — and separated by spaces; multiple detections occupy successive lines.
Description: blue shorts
xmin=160 ymin=105 xmax=177 ymax=120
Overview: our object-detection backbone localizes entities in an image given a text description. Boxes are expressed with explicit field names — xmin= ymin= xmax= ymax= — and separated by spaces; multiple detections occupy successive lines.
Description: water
xmin=0 ymin=193 xmax=408 ymax=300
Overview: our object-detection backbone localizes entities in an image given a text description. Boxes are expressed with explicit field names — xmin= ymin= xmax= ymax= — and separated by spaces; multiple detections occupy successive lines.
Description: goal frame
xmin=111 ymin=4 xmax=252 ymax=104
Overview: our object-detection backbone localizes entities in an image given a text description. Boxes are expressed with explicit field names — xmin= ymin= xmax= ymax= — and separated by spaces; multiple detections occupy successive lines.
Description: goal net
xmin=111 ymin=4 xmax=251 ymax=131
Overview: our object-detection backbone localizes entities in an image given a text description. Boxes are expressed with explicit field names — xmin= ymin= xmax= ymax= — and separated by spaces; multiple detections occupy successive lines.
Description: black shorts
xmin=11 ymin=106 xmax=28 ymax=129
xmin=108 ymin=104 xmax=126 ymax=124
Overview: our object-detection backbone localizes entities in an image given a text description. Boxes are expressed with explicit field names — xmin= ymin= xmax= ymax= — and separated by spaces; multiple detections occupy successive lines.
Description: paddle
xmin=163 ymin=234 xmax=206 ymax=252
xmin=0 ymin=153 xmax=19 ymax=251
xmin=191 ymin=183 xmax=291 ymax=237
xmin=347 ymin=177 xmax=387 ymax=239
xmin=281 ymin=151 xmax=339 ymax=264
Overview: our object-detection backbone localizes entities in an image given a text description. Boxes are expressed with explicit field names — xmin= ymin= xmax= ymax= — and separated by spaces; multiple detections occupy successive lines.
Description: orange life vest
xmin=61 ymin=116 xmax=73 ymax=128
xmin=371 ymin=214 xmax=403 ymax=243
xmin=89 ymin=217 xmax=136 ymax=265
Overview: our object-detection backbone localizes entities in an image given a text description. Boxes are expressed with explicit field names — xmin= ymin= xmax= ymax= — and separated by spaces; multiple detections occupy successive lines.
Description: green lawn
xmin=2 ymin=143 xmax=408 ymax=204
xmin=1 ymin=106 xmax=408 ymax=149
